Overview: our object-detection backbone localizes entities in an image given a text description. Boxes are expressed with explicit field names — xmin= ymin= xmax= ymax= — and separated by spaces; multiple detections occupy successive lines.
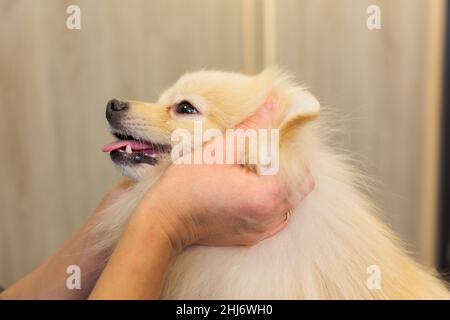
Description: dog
xmin=94 ymin=68 xmax=449 ymax=299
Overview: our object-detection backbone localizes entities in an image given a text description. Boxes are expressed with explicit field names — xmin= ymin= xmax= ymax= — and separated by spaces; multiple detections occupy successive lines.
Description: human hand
xmin=134 ymin=97 xmax=315 ymax=251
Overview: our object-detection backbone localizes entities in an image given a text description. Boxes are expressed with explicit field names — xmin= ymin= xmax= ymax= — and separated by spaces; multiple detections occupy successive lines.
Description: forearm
xmin=0 ymin=215 xmax=107 ymax=299
xmin=1 ymin=179 xmax=132 ymax=300
xmin=88 ymin=205 xmax=176 ymax=300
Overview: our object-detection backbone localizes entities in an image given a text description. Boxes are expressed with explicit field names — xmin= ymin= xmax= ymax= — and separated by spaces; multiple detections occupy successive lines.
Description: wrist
xmin=132 ymin=196 xmax=195 ymax=254
xmin=90 ymin=201 xmax=178 ymax=299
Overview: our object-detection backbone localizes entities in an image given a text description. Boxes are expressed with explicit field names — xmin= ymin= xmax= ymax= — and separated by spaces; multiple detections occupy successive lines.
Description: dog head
xmin=102 ymin=68 xmax=320 ymax=180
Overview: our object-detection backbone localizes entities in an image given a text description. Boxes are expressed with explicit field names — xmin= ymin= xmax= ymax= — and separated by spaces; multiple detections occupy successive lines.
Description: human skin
xmin=1 ymin=98 xmax=314 ymax=299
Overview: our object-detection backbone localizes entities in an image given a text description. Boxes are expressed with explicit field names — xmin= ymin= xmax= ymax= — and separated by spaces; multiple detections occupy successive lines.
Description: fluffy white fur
xmin=92 ymin=68 xmax=450 ymax=299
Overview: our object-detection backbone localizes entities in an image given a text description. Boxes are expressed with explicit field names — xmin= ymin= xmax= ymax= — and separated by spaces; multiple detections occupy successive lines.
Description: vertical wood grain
xmin=0 ymin=0 xmax=246 ymax=286
xmin=275 ymin=0 xmax=444 ymax=265
xmin=421 ymin=0 xmax=446 ymax=266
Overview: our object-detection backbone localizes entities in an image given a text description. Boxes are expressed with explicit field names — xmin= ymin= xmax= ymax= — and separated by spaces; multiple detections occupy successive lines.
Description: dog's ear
xmin=254 ymin=68 xmax=320 ymax=129
xmin=279 ymin=87 xmax=320 ymax=131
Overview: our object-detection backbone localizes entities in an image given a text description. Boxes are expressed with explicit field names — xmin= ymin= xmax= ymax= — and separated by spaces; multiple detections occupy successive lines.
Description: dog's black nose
xmin=106 ymin=99 xmax=128 ymax=122
xmin=107 ymin=99 xmax=128 ymax=112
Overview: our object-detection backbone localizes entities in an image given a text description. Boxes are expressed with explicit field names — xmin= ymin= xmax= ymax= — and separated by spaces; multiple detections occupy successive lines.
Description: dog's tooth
xmin=126 ymin=144 xmax=132 ymax=154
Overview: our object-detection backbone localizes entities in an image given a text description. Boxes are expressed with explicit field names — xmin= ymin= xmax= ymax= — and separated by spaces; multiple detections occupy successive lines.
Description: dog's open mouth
xmin=102 ymin=132 xmax=171 ymax=166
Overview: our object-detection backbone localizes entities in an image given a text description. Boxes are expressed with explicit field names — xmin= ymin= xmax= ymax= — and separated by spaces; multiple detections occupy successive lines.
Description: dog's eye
xmin=175 ymin=101 xmax=199 ymax=114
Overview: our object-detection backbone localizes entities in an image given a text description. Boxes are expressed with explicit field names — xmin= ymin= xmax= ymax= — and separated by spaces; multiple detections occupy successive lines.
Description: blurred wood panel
xmin=275 ymin=0 xmax=445 ymax=265
xmin=0 ymin=0 xmax=245 ymax=286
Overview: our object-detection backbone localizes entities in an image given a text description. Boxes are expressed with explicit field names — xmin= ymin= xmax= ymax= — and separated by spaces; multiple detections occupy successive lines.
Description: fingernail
xmin=262 ymin=97 xmax=274 ymax=112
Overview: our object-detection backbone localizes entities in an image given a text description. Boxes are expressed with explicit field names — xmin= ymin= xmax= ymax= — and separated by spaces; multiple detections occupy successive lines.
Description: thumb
xmin=180 ymin=97 xmax=279 ymax=165
xmin=237 ymin=96 xmax=277 ymax=130
xmin=207 ymin=97 xmax=278 ymax=164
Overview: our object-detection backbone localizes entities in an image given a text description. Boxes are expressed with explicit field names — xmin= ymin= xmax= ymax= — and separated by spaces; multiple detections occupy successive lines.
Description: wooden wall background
xmin=0 ymin=0 xmax=445 ymax=286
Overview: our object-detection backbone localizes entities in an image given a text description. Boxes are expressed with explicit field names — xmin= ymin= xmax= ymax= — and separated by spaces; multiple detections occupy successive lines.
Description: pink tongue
xmin=102 ymin=140 xmax=152 ymax=153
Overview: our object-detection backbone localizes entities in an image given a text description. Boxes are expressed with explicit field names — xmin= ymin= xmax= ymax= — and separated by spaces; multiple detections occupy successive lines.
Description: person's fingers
xmin=176 ymin=97 xmax=279 ymax=166
xmin=236 ymin=96 xmax=277 ymax=131
xmin=262 ymin=214 xmax=290 ymax=240
xmin=284 ymin=167 xmax=315 ymax=207
xmin=204 ymin=97 xmax=279 ymax=164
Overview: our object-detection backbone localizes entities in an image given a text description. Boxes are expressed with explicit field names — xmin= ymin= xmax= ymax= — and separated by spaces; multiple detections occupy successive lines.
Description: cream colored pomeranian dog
xmin=95 ymin=68 xmax=449 ymax=299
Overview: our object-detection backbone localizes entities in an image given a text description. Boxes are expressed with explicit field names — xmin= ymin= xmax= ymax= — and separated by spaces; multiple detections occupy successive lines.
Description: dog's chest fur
xmin=95 ymin=139 xmax=450 ymax=299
